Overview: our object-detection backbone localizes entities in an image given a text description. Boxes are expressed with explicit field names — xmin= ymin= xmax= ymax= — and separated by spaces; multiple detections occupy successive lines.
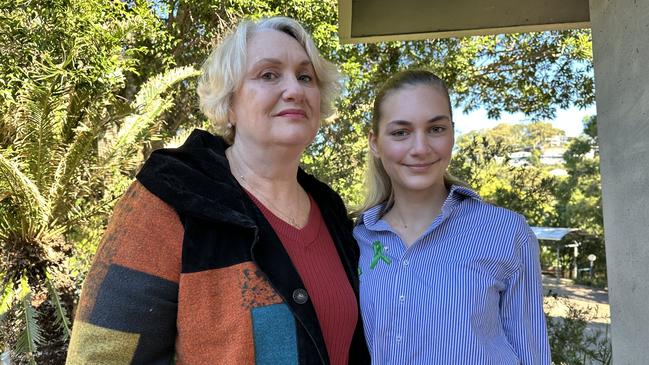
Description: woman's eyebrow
xmin=252 ymin=58 xmax=313 ymax=67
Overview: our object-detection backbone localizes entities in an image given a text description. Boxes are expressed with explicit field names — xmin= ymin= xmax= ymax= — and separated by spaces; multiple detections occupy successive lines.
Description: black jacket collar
xmin=137 ymin=129 xmax=341 ymax=229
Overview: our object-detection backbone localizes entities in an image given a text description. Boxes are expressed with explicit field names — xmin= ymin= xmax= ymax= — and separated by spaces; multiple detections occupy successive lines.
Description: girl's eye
xmin=390 ymin=130 xmax=409 ymax=137
xmin=430 ymin=126 xmax=446 ymax=134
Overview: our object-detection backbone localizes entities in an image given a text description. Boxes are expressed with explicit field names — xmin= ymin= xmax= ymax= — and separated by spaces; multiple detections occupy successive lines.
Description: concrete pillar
xmin=590 ymin=0 xmax=649 ymax=363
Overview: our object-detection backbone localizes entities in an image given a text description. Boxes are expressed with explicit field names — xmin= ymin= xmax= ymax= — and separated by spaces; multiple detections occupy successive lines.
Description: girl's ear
xmin=369 ymin=131 xmax=380 ymax=158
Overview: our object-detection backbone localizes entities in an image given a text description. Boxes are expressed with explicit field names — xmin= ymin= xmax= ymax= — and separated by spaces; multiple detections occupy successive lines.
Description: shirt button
xmin=396 ymin=335 xmax=402 ymax=342
xmin=403 ymin=259 xmax=409 ymax=266
xmin=399 ymin=295 xmax=405 ymax=302
xmin=292 ymin=288 xmax=309 ymax=304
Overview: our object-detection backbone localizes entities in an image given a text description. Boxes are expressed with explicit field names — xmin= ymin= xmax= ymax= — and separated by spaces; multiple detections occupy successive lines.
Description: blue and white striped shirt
xmin=354 ymin=185 xmax=550 ymax=365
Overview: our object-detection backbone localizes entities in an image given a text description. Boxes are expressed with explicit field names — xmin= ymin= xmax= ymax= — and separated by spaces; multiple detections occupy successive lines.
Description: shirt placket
xmin=387 ymin=240 xmax=413 ymax=363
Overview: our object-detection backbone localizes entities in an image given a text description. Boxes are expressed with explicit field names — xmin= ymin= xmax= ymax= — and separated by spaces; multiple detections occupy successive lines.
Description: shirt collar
xmin=443 ymin=184 xmax=481 ymax=209
xmin=358 ymin=184 xmax=481 ymax=231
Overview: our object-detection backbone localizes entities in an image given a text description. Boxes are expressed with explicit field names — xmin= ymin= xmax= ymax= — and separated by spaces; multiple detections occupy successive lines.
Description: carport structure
xmin=338 ymin=0 xmax=649 ymax=362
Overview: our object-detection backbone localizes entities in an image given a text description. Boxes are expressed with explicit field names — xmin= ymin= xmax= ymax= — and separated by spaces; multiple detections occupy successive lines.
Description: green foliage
xmin=550 ymin=116 xmax=604 ymax=284
xmin=544 ymin=295 xmax=612 ymax=364
xmin=449 ymin=125 xmax=561 ymax=226
xmin=0 ymin=65 xmax=197 ymax=362
xmin=44 ymin=275 xmax=71 ymax=340
xmin=555 ymin=116 xmax=602 ymax=235
xmin=0 ymin=2 xmax=198 ymax=360
xmin=14 ymin=277 xmax=42 ymax=365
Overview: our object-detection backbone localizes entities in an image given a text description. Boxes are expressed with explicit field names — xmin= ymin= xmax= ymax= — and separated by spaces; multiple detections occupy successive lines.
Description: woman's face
xmin=229 ymin=29 xmax=321 ymax=149
xmin=370 ymin=84 xmax=454 ymax=195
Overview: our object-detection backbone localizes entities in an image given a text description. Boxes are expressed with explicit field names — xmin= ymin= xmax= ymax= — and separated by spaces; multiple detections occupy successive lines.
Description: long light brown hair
xmin=354 ymin=70 xmax=467 ymax=218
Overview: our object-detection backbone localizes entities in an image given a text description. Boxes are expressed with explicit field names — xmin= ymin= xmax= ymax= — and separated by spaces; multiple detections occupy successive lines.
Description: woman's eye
xmin=298 ymin=74 xmax=313 ymax=83
xmin=261 ymin=72 xmax=278 ymax=80
xmin=430 ymin=126 xmax=446 ymax=134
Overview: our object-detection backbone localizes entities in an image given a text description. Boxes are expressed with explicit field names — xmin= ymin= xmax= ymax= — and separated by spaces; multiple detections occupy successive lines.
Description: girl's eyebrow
xmin=427 ymin=115 xmax=451 ymax=123
xmin=386 ymin=115 xmax=450 ymax=126
xmin=386 ymin=120 xmax=411 ymax=127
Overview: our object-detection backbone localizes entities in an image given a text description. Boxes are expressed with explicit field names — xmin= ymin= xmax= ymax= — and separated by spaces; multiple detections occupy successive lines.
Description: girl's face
xmin=370 ymin=84 xmax=454 ymax=195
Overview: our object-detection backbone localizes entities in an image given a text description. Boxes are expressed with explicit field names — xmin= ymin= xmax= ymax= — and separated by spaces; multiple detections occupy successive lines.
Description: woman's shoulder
xmin=136 ymin=131 xmax=254 ymax=224
xmin=116 ymin=181 xmax=182 ymax=226
xmin=94 ymin=181 xmax=184 ymax=282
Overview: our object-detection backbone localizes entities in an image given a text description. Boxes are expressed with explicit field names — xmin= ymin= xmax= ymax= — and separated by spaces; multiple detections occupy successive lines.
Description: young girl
xmin=354 ymin=70 xmax=550 ymax=364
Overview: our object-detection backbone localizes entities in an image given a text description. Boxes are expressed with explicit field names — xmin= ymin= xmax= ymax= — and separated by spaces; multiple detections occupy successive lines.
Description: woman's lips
xmin=276 ymin=109 xmax=307 ymax=118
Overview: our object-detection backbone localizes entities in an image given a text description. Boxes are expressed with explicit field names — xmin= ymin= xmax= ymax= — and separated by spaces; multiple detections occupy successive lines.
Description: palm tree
xmin=0 ymin=54 xmax=199 ymax=364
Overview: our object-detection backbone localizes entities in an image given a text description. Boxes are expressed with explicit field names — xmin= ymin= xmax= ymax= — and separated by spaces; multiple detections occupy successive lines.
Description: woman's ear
xmin=369 ymin=131 xmax=380 ymax=158
xmin=227 ymin=106 xmax=236 ymax=127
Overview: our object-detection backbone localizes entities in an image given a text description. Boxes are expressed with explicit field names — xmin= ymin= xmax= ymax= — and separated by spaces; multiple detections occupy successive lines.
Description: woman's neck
xmin=226 ymin=142 xmax=310 ymax=228
xmin=227 ymin=142 xmax=301 ymax=193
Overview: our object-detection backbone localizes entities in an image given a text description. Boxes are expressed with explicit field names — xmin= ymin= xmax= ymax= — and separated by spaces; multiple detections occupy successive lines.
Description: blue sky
xmin=454 ymin=105 xmax=597 ymax=138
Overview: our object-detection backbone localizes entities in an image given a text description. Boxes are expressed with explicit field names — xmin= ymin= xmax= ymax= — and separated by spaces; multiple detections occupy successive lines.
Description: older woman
xmin=66 ymin=17 xmax=369 ymax=365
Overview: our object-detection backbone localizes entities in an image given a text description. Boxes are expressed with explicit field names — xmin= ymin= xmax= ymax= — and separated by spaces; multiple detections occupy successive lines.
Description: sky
xmin=453 ymin=105 xmax=597 ymax=138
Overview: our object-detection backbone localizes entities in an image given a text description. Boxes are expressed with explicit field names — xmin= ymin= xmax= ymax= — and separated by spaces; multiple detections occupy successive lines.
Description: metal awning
xmin=531 ymin=227 xmax=581 ymax=280
xmin=530 ymin=227 xmax=578 ymax=241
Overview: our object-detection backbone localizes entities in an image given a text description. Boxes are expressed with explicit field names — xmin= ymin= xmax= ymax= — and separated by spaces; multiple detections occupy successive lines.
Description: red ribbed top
xmin=247 ymin=191 xmax=358 ymax=365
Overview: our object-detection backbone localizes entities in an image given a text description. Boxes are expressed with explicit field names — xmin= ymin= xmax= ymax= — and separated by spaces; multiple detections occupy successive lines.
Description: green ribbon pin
xmin=370 ymin=240 xmax=392 ymax=269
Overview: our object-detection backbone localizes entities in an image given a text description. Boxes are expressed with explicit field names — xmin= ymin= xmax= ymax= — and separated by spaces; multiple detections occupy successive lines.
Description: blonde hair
xmin=196 ymin=17 xmax=340 ymax=143
xmin=355 ymin=70 xmax=467 ymax=218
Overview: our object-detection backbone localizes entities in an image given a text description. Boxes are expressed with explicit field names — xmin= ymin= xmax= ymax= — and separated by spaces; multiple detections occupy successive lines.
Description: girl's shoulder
xmin=455 ymin=196 xmax=530 ymax=235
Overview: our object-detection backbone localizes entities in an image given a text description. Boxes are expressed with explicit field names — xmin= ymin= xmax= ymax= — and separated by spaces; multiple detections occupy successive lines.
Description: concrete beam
xmin=590 ymin=0 xmax=649 ymax=362
xmin=339 ymin=0 xmax=590 ymax=43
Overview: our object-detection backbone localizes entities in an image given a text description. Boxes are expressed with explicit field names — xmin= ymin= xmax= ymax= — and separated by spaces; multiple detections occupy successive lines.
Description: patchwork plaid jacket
xmin=66 ymin=130 xmax=370 ymax=364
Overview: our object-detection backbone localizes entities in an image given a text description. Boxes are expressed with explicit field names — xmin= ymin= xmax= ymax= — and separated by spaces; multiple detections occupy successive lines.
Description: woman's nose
xmin=282 ymin=76 xmax=306 ymax=102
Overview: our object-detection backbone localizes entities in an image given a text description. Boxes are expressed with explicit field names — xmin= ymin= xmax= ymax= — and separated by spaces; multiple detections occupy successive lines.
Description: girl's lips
xmin=403 ymin=159 xmax=441 ymax=171
xmin=404 ymin=160 xmax=440 ymax=168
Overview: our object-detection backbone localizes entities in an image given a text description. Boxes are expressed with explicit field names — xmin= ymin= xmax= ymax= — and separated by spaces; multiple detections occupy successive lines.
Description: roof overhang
xmin=338 ymin=0 xmax=590 ymax=44
xmin=531 ymin=227 xmax=579 ymax=241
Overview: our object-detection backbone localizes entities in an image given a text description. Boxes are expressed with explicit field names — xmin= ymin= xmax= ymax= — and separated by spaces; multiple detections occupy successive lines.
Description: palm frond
xmin=101 ymin=66 xmax=200 ymax=167
xmin=133 ymin=66 xmax=201 ymax=112
xmin=44 ymin=273 xmax=71 ymax=339
xmin=47 ymin=120 xmax=102 ymax=222
xmin=14 ymin=276 xmax=43 ymax=362
xmin=164 ymin=128 xmax=196 ymax=149
xmin=0 ymin=153 xmax=49 ymax=237
xmin=0 ymin=279 xmax=14 ymax=325
xmin=64 ymin=191 xmax=119 ymax=231
xmin=11 ymin=75 xmax=70 ymax=192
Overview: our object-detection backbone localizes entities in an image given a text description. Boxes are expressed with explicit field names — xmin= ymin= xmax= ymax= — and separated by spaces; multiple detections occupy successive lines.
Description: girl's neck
xmin=386 ymin=183 xmax=449 ymax=247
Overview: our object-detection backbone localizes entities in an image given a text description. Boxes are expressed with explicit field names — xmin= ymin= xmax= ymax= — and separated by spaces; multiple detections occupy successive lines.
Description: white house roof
xmin=530 ymin=227 xmax=578 ymax=241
